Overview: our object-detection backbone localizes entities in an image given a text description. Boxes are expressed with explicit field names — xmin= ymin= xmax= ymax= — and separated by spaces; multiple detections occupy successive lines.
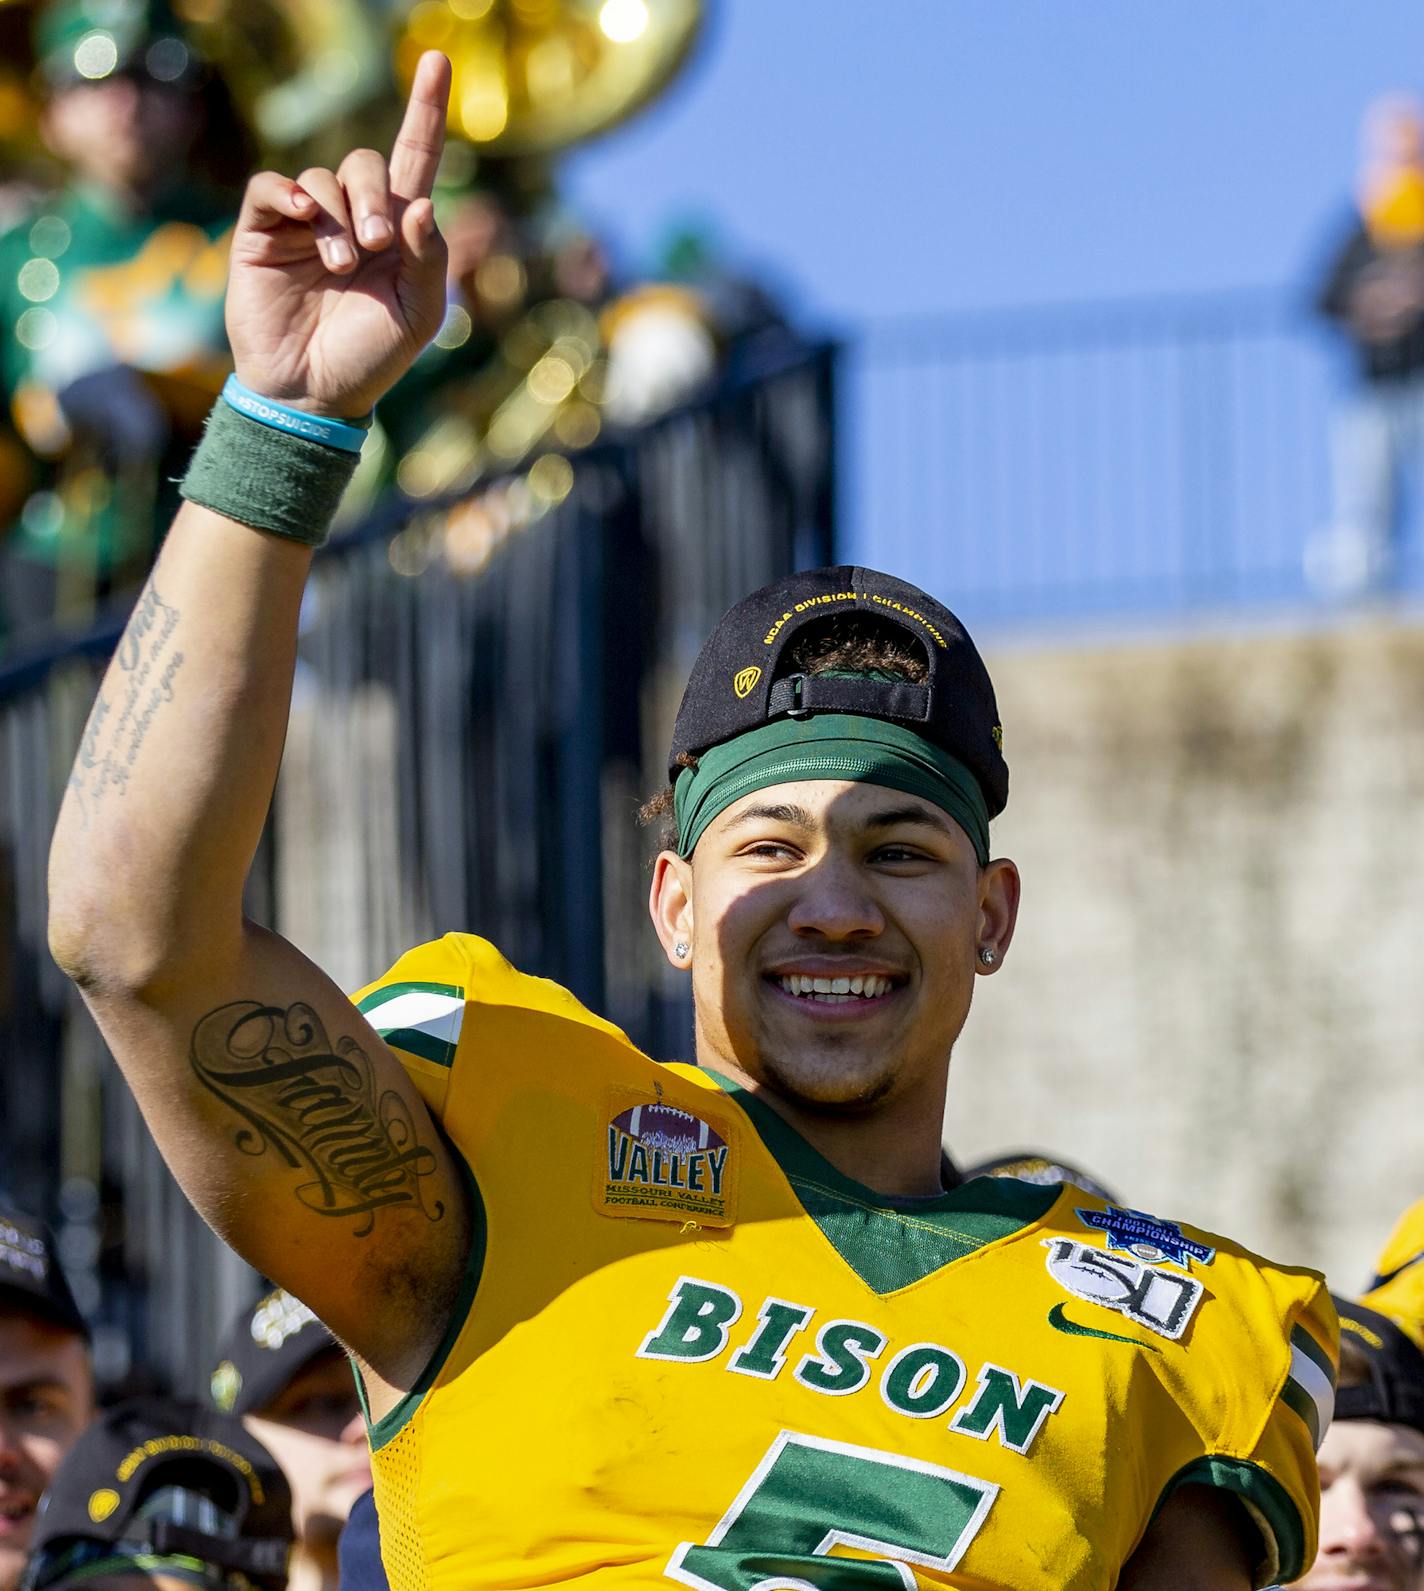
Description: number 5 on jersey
xmin=666 ymin=1431 xmax=998 ymax=1589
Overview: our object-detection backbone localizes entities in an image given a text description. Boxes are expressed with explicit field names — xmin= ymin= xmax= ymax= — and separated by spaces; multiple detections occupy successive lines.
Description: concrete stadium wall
xmin=950 ymin=615 xmax=1424 ymax=1293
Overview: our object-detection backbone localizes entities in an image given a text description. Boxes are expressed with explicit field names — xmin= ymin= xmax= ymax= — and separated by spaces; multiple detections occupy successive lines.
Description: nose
xmin=1320 ymin=1477 xmax=1389 ymax=1560
xmin=785 ymin=854 xmax=885 ymax=942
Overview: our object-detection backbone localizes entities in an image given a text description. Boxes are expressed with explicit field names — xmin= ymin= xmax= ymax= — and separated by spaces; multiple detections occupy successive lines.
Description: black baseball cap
xmin=209 ymin=1286 xmax=339 ymax=1417
xmin=1333 ymin=1294 xmax=1424 ymax=1435
xmin=22 ymin=1396 xmax=293 ymax=1591
xmin=0 ymin=1207 xmax=87 ymax=1339
xmin=668 ymin=567 xmax=1008 ymax=816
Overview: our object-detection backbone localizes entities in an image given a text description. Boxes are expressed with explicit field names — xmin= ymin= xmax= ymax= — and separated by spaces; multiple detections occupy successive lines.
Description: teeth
xmin=777 ymin=974 xmax=892 ymax=1001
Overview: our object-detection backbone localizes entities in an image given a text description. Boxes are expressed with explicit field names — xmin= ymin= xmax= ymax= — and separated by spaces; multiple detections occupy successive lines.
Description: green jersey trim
xmin=697 ymin=1066 xmax=1059 ymax=1294
xmin=358 ymin=1153 xmax=486 ymax=1453
xmin=357 ymin=979 xmax=465 ymax=1070
xmin=1151 ymin=1455 xmax=1307 ymax=1587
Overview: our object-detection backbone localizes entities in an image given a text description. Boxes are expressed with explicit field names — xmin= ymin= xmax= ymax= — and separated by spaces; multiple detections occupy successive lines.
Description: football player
xmin=0 ymin=1211 xmax=93 ymax=1591
xmin=1366 ymin=1199 xmax=1424 ymax=1355
xmin=1291 ymin=1296 xmax=1424 ymax=1591
xmin=20 ymin=1396 xmax=292 ymax=1591
xmin=47 ymin=51 xmax=1336 ymax=1590
xmin=208 ymin=1287 xmax=371 ymax=1591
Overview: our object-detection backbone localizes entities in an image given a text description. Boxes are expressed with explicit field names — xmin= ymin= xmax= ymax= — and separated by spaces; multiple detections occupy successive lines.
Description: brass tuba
xmin=392 ymin=0 xmax=704 ymax=156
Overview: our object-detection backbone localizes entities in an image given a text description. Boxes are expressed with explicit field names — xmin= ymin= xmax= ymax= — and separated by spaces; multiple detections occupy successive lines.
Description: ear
xmin=975 ymin=857 xmax=1020 ymax=975
xmin=649 ymin=850 xmax=695 ymax=969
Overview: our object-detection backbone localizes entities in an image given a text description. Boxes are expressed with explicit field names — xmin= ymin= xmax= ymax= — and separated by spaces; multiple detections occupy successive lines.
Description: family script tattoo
xmin=190 ymin=1001 xmax=446 ymax=1236
xmin=69 ymin=580 xmax=185 ymax=825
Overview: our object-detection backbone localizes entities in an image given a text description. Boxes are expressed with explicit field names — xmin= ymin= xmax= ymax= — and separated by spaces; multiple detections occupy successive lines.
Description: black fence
xmin=848 ymin=288 xmax=1374 ymax=625
xmin=0 ymin=343 xmax=836 ymax=1388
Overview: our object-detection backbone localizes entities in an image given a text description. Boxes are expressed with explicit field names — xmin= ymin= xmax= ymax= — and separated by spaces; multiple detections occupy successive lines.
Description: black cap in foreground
xmin=1334 ymin=1294 xmax=1424 ymax=1435
xmin=669 ymin=567 xmax=1008 ymax=815
xmin=0 ymin=1208 xmax=87 ymax=1338
xmin=209 ymin=1286 xmax=338 ymax=1416
xmin=23 ymin=1396 xmax=293 ymax=1591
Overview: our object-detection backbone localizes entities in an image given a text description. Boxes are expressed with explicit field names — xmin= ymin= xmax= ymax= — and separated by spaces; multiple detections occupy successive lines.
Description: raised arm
xmin=47 ymin=53 xmax=463 ymax=1400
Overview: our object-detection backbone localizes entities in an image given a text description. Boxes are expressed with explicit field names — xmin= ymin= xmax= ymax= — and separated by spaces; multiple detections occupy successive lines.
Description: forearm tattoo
xmin=69 ymin=580 xmax=185 ymax=824
xmin=190 ymin=1001 xmax=446 ymax=1235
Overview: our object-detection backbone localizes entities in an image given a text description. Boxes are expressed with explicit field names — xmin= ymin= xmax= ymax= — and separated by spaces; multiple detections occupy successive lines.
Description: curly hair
xmin=640 ymin=614 xmax=929 ymax=854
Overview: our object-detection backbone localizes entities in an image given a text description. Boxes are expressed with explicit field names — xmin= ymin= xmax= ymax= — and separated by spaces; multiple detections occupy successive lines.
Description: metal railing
xmin=0 ymin=343 xmax=836 ymax=1387
xmin=846 ymin=287 xmax=1377 ymax=625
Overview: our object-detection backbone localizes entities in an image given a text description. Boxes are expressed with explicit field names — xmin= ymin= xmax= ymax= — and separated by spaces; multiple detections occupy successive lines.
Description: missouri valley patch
xmin=594 ymin=1086 xmax=737 ymax=1228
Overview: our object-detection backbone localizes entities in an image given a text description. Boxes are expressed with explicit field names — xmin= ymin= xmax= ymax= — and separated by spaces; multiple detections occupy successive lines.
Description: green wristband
xmin=179 ymin=395 xmax=362 ymax=547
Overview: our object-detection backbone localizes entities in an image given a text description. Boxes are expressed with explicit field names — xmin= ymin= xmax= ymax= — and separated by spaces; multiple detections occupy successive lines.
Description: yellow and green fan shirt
xmin=351 ymin=933 xmax=1337 ymax=1591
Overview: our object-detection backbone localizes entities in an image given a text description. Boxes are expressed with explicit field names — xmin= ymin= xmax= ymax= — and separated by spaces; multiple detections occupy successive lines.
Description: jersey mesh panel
xmin=373 ymin=1418 xmax=428 ymax=1590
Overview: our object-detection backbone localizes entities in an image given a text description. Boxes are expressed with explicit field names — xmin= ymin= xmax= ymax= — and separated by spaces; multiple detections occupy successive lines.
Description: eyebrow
xmin=724 ymin=802 xmax=816 ymax=831
xmin=863 ymin=804 xmax=954 ymax=835
xmin=0 ymin=1375 xmax=71 ymax=1399
xmin=722 ymin=801 xmax=952 ymax=836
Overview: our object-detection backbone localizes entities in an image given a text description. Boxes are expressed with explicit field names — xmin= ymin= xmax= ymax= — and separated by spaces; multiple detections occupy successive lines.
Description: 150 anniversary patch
xmin=1044 ymin=1238 xmax=1204 ymax=1341
xmin=594 ymin=1088 xmax=737 ymax=1228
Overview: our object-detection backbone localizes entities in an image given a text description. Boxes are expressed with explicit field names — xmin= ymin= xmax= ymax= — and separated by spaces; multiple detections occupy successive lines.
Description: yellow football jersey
xmin=351 ymin=934 xmax=1337 ymax=1591
xmin=1364 ymin=1196 xmax=1424 ymax=1353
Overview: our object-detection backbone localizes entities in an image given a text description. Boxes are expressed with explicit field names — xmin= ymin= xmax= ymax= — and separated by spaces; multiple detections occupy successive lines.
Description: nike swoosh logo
xmin=1047 ymin=1302 xmax=1161 ymax=1353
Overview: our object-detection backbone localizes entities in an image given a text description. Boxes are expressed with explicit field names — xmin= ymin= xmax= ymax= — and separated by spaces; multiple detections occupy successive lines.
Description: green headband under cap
xmin=673 ymin=714 xmax=991 ymax=864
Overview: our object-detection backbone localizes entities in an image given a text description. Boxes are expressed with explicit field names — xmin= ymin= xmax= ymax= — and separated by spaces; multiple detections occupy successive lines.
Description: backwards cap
xmin=668 ymin=566 xmax=1007 ymax=814
xmin=1333 ymin=1294 xmax=1424 ymax=1435
xmin=208 ymin=1286 xmax=338 ymax=1417
xmin=23 ymin=1396 xmax=292 ymax=1591
xmin=0 ymin=1207 xmax=87 ymax=1339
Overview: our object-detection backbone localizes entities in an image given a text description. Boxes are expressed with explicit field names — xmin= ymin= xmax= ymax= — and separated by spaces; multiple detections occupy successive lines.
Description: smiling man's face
xmin=652 ymin=779 xmax=1018 ymax=1116
xmin=0 ymin=1310 xmax=94 ymax=1591
xmin=1297 ymin=1419 xmax=1424 ymax=1591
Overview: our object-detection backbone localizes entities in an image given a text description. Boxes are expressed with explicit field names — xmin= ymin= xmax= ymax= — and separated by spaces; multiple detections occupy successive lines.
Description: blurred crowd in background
xmin=0 ymin=0 xmax=796 ymax=655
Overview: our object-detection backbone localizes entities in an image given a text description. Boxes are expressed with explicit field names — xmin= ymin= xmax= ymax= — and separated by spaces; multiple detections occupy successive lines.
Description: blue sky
xmin=566 ymin=1 xmax=1424 ymax=325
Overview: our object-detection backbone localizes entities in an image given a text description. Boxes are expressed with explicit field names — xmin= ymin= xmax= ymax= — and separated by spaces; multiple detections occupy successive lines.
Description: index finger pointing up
xmin=390 ymin=50 xmax=451 ymax=202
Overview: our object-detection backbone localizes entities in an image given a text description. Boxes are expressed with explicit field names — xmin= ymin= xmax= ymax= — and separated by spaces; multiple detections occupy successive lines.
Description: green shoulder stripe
xmin=357 ymin=981 xmax=466 ymax=1070
xmin=1290 ymin=1321 xmax=1337 ymax=1386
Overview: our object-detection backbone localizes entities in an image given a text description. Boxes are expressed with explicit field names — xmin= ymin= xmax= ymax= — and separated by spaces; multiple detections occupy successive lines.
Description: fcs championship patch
xmin=1076 ymin=1206 xmax=1216 ymax=1270
xmin=595 ymin=1087 xmax=737 ymax=1228
xmin=1044 ymin=1238 xmax=1205 ymax=1341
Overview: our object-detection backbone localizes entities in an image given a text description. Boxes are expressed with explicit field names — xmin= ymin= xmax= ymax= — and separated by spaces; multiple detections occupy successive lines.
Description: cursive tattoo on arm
xmin=68 ymin=579 xmax=185 ymax=826
xmin=190 ymin=1001 xmax=446 ymax=1237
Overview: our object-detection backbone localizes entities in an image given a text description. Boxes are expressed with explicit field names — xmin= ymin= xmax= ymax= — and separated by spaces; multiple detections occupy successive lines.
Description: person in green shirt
xmin=0 ymin=0 xmax=245 ymax=649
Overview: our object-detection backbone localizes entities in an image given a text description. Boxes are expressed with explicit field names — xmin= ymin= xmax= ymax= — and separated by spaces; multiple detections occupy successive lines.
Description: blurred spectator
xmin=0 ymin=1210 xmax=92 ymax=1591
xmin=1366 ymin=1197 xmax=1424 ymax=1354
xmin=0 ymin=0 xmax=246 ymax=651
xmin=208 ymin=1289 xmax=369 ymax=1591
xmin=1290 ymin=1295 xmax=1424 ymax=1590
xmin=1311 ymin=95 xmax=1424 ymax=598
xmin=20 ymin=1396 xmax=292 ymax=1590
xmin=371 ymin=182 xmax=801 ymax=514
xmin=371 ymin=158 xmax=614 ymax=506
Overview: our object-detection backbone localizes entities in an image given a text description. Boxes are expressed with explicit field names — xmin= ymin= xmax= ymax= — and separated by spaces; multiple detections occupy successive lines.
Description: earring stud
xmin=674 ymin=941 xmax=690 ymax=961
xmin=978 ymin=947 xmax=997 ymax=967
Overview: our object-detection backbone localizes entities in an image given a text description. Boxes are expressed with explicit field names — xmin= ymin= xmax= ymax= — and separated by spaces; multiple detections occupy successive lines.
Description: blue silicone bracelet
xmin=220 ymin=374 xmax=372 ymax=454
